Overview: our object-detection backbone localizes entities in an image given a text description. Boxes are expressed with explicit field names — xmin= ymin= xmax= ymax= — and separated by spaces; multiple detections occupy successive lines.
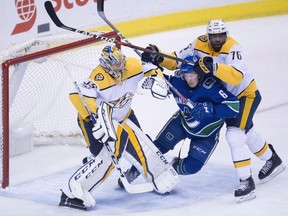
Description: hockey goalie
xmin=59 ymin=45 xmax=180 ymax=210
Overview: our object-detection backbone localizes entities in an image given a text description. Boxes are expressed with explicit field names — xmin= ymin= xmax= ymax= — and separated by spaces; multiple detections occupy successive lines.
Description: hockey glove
xmin=141 ymin=75 xmax=169 ymax=100
xmin=194 ymin=56 xmax=214 ymax=77
xmin=141 ymin=44 xmax=164 ymax=65
xmin=189 ymin=102 xmax=214 ymax=121
xmin=92 ymin=118 xmax=110 ymax=144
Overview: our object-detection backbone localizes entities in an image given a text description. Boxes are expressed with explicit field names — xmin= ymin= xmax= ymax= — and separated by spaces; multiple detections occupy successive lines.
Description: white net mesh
xmin=0 ymin=31 xmax=118 ymax=187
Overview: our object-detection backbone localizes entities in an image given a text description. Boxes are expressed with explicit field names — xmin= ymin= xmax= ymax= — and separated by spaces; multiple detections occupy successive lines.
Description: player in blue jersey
xmin=139 ymin=19 xmax=285 ymax=202
xmin=118 ymin=55 xmax=239 ymax=186
xmin=152 ymin=55 xmax=240 ymax=175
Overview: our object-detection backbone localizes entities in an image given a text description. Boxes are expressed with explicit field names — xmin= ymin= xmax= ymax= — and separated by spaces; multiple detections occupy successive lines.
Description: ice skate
xmin=118 ymin=167 xmax=141 ymax=188
xmin=234 ymin=176 xmax=256 ymax=203
xmin=258 ymin=144 xmax=286 ymax=184
xmin=59 ymin=190 xmax=87 ymax=210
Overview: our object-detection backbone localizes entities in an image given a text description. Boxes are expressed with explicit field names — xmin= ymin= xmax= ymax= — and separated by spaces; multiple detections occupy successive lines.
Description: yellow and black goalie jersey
xmin=69 ymin=57 xmax=162 ymax=122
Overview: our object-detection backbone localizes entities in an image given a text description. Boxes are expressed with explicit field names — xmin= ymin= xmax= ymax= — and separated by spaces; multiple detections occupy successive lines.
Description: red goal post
xmin=0 ymin=31 xmax=120 ymax=188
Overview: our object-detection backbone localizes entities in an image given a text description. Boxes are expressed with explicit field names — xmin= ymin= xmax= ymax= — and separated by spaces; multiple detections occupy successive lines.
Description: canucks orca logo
xmin=110 ymin=92 xmax=134 ymax=108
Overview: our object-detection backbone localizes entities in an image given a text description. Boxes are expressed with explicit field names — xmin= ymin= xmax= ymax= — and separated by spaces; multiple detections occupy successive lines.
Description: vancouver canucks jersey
xmin=69 ymin=58 xmax=161 ymax=122
xmin=161 ymin=35 xmax=257 ymax=98
xmin=165 ymin=74 xmax=239 ymax=138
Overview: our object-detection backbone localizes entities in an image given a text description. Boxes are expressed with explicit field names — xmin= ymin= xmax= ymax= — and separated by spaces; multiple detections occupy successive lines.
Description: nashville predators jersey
xmin=69 ymin=57 xmax=161 ymax=122
xmin=160 ymin=35 xmax=257 ymax=97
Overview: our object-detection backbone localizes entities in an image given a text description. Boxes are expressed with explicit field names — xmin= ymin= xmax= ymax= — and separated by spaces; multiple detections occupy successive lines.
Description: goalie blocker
xmin=64 ymin=102 xmax=180 ymax=208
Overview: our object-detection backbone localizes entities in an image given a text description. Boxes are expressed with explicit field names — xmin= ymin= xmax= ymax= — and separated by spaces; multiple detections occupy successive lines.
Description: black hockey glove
xmin=189 ymin=102 xmax=214 ymax=122
xmin=141 ymin=44 xmax=164 ymax=65
xmin=194 ymin=56 xmax=214 ymax=77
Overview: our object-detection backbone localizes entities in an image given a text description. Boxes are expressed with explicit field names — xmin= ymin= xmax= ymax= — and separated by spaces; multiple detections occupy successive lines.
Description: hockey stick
xmin=44 ymin=0 xmax=198 ymax=126
xmin=72 ymin=80 xmax=153 ymax=193
xmin=96 ymin=0 xmax=199 ymax=127
xmin=44 ymin=1 xmax=193 ymax=65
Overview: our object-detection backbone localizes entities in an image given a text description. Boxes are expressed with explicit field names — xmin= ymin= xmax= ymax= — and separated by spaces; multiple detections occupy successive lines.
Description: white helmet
xmin=207 ymin=19 xmax=228 ymax=35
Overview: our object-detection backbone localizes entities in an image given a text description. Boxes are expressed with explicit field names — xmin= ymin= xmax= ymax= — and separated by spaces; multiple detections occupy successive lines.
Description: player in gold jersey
xmin=59 ymin=45 xmax=180 ymax=210
xmin=141 ymin=19 xmax=285 ymax=203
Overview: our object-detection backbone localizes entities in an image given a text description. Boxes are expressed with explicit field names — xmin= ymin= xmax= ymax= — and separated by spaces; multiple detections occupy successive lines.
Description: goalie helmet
xmin=99 ymin=45 xmax=126 ymax=81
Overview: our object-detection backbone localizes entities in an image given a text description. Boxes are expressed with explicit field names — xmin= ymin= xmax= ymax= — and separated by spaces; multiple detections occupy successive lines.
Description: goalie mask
xmin=206 ymin=19 xmax=229 ymax=52
xmin=99 ymin=45 xmax=126 ymax=81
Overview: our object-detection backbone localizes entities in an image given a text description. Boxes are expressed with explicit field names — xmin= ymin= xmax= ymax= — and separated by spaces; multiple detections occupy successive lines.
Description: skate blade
xmin=236 ymin=191 xmax=256 ymax=203
xmin=260 ymin=164 xmax=286 ymax=184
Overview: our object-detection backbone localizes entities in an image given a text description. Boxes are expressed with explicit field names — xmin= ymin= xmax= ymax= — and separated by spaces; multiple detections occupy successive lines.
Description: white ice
xmin=1 ymin=15 xmax=288 ymax=216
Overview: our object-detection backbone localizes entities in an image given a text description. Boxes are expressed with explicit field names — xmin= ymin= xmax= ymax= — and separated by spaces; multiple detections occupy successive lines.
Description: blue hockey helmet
xmin=179 ymin=55 xmax=199 ymax=74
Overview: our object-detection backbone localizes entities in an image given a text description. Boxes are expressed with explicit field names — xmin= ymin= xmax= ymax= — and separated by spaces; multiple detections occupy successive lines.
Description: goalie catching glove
xmin=141 ymin=75 xmax=169 ymax=100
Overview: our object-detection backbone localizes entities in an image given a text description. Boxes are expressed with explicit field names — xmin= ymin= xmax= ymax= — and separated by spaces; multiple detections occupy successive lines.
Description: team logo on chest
xmin=110 ymin=92 xmax=134 ymax=108
xmin=94 ymin=73 xmax=104 ymax=81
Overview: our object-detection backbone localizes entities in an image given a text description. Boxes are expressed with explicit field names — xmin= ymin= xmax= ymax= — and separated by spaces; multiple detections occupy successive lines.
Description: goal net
xmin=0 ymin=31 xmax=120 ymax=188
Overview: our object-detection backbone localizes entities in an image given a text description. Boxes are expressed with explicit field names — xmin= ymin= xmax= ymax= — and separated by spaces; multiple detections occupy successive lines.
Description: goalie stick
xmin=96 ymin=0 xmax=199 ymax=127
xmin=44 ymin=1 xmax=194 ymax=65
xmin=72 ymin=81 xmax=153 ymax=193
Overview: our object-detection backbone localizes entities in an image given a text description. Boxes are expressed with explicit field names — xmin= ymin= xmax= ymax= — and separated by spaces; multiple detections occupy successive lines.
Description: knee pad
xmin=225 ymin=126 xmax=246 ymax=148
xmin=225 ymin=126 xmax=251 ymax=163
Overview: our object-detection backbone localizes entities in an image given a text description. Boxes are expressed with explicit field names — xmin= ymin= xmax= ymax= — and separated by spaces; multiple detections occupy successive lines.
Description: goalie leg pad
xmin=68 ymin=148 xmax=113 ymax=207
xmin=124 ymin=119 xmax=181 ymax=193
xmin=153 ymin=166 xmax=180 ymax=194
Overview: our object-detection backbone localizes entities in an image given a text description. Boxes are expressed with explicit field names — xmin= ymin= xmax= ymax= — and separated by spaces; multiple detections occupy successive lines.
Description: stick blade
xmin=44 ymin=1 xmax=64 ymax=27
xmin=120 ymin=177 xmax=154 ymax=193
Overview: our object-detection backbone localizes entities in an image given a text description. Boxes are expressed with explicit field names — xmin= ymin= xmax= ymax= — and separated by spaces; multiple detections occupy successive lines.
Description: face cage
xmin=100 ymin=58 xmax=126 ymax=81
xmin=108 ymin=68 xmax=123 ymax=81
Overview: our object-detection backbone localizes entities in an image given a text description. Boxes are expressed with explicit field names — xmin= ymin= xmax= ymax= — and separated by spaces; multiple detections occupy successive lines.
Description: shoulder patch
xmin=94 ymin=73 xmax=104 ymax=81
xmin=198 ymin=35 xmax=208 ymax=42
